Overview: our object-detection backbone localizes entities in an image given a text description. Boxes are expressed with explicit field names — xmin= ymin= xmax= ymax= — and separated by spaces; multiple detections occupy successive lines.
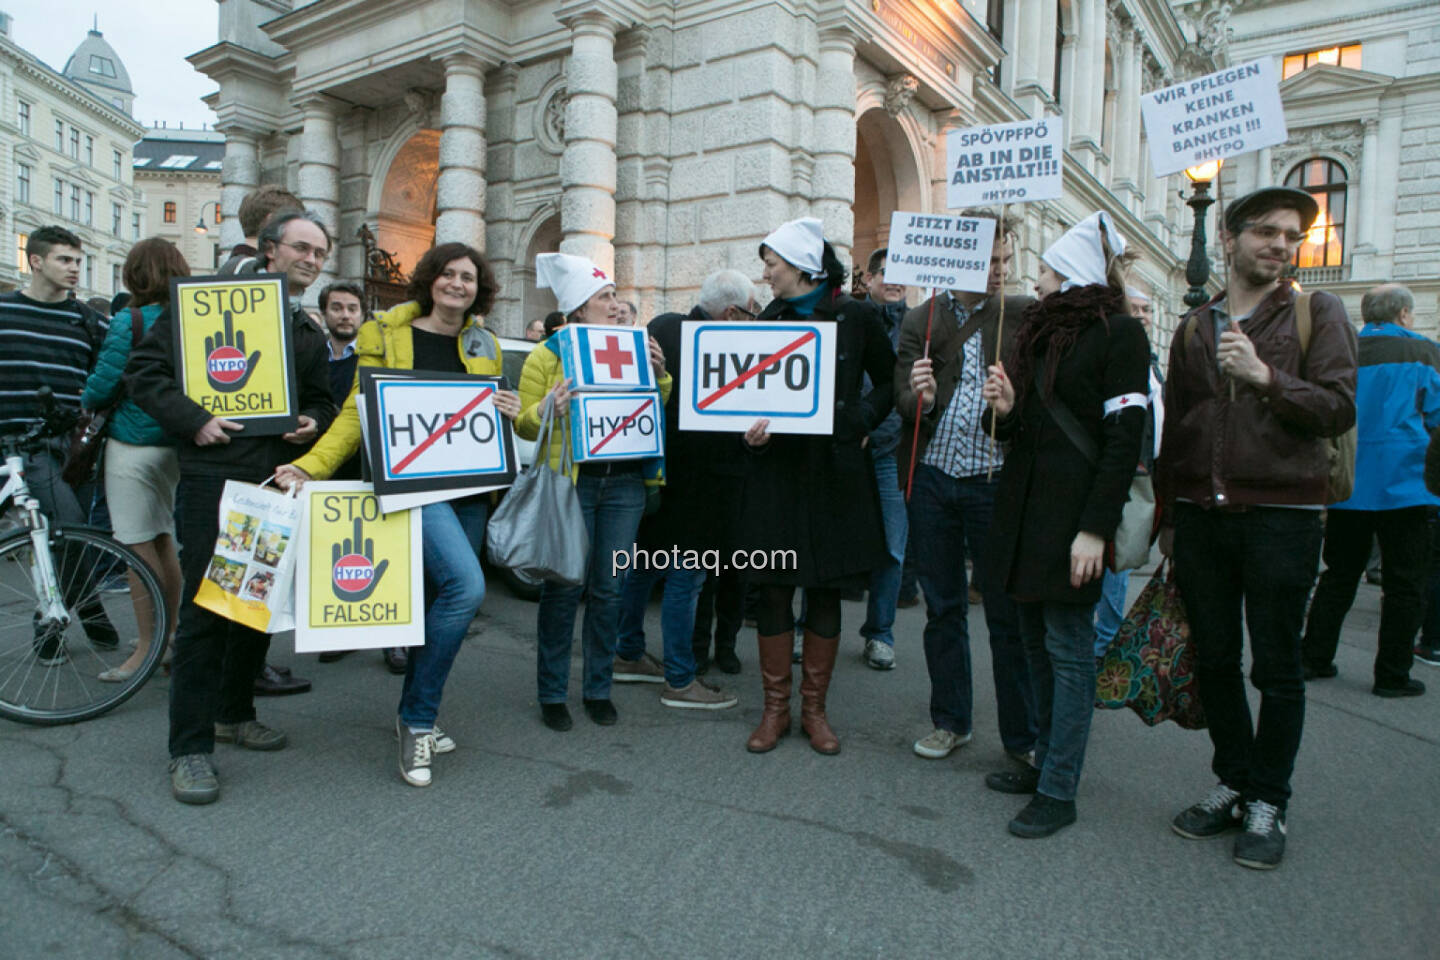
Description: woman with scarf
xmin=740 ymin=218 xmax=895 ymax=756
xmin=979 ymin=211 xmax=1149 ymax=837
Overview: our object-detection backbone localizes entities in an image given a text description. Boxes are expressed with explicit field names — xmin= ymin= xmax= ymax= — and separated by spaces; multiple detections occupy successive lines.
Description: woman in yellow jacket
xmin=276 ymin=242 xmax=520 ymax=788
xmin=517 ymin=253 xmax=670 ymax=732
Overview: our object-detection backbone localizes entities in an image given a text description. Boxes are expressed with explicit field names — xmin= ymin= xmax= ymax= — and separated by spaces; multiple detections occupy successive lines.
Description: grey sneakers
xmin=1233 ymin=800 xmax=1287 ymax=870
xmin=613 ymin=652 xmax=665 ymax=683
xmin=913 ymin=727 xmax=973 ymax=759
xmin=396 ymin=717 xmax=435 ymax=787
xmin=1171 ymin=784 xmax=1244 ymax=840
xmin=863 ymin=639 xmax=895 ymax=670
xmin=660 ymin=678 xmax=738 ymax=710
xmin=213 ymin=720 xmax=288 ymax=751
xmin=169 ymin=753 xmax=219 ymax=805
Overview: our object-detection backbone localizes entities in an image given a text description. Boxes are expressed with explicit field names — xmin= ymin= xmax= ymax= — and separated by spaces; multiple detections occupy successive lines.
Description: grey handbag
xmin=485 ymin=397 xmax=589 ymax=587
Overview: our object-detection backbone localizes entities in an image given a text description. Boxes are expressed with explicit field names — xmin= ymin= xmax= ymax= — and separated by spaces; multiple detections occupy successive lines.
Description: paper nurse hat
xmin=759 ymin=217 xmax=826 ymax=279
xmin=1041 ymin=211 xmax=1126 ymax=293
xmin=535 ymin=252 xmax=615 ymax=315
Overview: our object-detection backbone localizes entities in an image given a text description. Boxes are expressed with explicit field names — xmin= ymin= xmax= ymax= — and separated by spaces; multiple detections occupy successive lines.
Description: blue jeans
xmin=1093 ymin=567 xmax=1129 ymax=656
xmin=861 ymin=453 xmax=908 ymax=646
xmin=1017 ymin=600 xmax=1097 ymax=803
xmin=910 ymin=464 xmax=1036 ymax=753
xmin=399 ymin=497 xmax=488 ymax=728
xmin=617 ymin=564 xmax=706 ymax=687
xmin=536 ymin=471 xmax=646 ymax=703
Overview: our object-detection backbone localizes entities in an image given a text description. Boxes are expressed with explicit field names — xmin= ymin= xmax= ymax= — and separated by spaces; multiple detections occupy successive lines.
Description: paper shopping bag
xmin=193 ymin=479 xmax=304 ymax=633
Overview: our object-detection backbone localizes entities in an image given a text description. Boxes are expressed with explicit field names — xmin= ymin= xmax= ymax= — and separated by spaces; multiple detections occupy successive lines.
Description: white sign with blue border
xmin=678 ymin=321 xmax=835 ymax=435
xmin=556 ymin=323 xmax=656 ymax=391
xmin=361 ymin=369 xmax=517 ymax=512
xmin=569 ymin=391 xmax=664 ymax=463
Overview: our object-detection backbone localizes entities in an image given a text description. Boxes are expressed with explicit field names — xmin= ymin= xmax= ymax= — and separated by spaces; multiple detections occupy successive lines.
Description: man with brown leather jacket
xmin=1159 ymin=186 xmax=1357 ymax=871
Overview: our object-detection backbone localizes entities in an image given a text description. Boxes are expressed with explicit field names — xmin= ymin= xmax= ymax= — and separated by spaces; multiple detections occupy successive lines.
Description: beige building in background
xmin=134 ymin=127 xmax=225 ymax=273
xmin=0 ymin=14 xmax=145 ymax=300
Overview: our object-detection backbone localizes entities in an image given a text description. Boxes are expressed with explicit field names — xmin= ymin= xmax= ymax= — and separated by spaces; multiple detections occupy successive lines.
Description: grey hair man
xmin=612 ymin=269 xmax=758 ymax=704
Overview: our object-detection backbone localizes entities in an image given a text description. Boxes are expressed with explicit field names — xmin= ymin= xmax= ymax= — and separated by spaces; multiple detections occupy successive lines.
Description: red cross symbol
xmin=1118 ymin=397 xmax=1131 ymax=406
xmin=593 ymin=268 xmax=608 ymax=279
xmin=594 ymin=334 xmax=634 ymax=379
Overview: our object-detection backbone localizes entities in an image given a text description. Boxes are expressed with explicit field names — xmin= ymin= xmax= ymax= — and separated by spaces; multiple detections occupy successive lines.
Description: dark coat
xmin=894 ymin=293 xmax=1032 ymax=489
xmin=986 ymin=302 xmax=1150 ymax=605
xmin=735 ymin=290 xmax=896 ymax=588
xmin=636 ymin=306 xmax=745 ymax=555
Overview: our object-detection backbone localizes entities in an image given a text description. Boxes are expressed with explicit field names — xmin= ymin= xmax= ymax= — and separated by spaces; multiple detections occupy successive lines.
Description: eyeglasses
xmin=1241 ymin=223 xmax=1307 ymax=247
xmin=732 ymin=305 xmax=759 ymax=319
xmin=279 ymin=240 xmax=329 ymax=261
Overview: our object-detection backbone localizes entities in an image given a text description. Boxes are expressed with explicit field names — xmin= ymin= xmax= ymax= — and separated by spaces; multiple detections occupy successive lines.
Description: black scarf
xmin=1005 ymin=284 xmax=1127 ymax=407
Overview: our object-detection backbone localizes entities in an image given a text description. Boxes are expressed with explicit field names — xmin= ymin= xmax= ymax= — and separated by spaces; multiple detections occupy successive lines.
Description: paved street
xmin=2 ymin=570 xmax=1436 ymax=959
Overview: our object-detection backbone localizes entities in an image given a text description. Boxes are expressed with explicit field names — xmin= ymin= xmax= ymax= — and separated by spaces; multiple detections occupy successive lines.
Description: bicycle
xmin=0 ymin=388 xmax=169 ymax=724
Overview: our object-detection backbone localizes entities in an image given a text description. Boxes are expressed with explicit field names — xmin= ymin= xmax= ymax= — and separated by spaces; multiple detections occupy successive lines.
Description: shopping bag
xmin=1094 ymin=560 xmax=1206 ymax=729
xmin=193 ymin=478 xmax=304 ymax=633
xmin=486 ymin=398 xmax=589 ymax=586
xmin=1108 ymin=473 xmax=1156 ymax=572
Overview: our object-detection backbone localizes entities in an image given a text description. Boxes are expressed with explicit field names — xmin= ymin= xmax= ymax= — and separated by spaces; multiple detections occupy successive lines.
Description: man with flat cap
xmin=1157 ymin=186 xmax=1358 ymax=870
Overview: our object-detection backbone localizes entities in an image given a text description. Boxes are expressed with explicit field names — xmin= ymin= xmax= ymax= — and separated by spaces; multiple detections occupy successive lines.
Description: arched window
xmin=1284 ymin=158 xmax=1347 ymax=268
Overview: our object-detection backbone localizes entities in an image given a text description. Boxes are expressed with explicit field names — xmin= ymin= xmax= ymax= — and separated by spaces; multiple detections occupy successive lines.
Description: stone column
xmin=1038 ymin=0 xmax=1059 ymax=103
xmin=813 ymin=26 xmax=859 ymax=265
xmin=1012 ymin=0 xmax=1041 ymax=92
xmin=337 ymin=111 xmax=370 ymax=284
xmin=1066 ymin=0 xmax=1097 ymax=164
xmin=1113 ymin=26 xmax=1143 ymax=209
xmin=1357 ymin=118 xmax=1379 ymax=253
xmin=435 ymin=53 xmax=488 ymax=251
xmin=218 ymin=127 xmax=259 ymax=251
xmin=612 ymin=27 xmax=651 ymax=306
xmin=559 ymin=11 xmax=620 ymax=274
xmin=295 ymin=95 xmax=341 ymax=289
xmin=484 ymin=63 xmax=522 ymax=333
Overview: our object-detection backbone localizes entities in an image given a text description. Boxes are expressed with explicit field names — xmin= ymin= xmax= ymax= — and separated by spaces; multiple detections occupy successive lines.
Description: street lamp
xmin=194 ymin=200 xmax=222 ymax=235
xmin=1182 ymin=160 xmax=1223 ymax=308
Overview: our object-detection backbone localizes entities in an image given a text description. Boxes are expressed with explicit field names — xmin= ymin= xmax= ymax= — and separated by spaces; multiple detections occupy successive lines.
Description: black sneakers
xmin=1302 ymin=661 xmax=1337 ymax=681
xmin=1172 ymin=784 xmax=1245 ymax=839
xmin=540 ymin=703 xmax=573 ymax=732
xmin=1373 ymin=678 xmax=1426 ymax=698
xmin=582 ymin=698 xmax=618 ymax=725
xmin=1233 ymin=800 xmax=1287 ymax=870
xmin=985 ymin=766 xmax=1041 ymax=794
xmin=1008 ymin=794 xmax=1077 ymax=838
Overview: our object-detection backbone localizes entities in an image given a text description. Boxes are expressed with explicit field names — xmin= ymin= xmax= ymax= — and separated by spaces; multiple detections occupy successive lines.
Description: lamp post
xmin=1182 ymin=159 xmax=1223 ymax=308
xmin=193 ymin=200 xmax=222 ymax=235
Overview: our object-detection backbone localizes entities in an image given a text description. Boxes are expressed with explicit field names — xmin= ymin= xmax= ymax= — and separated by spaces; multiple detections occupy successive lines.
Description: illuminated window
xmin=1283 ymin=44 xmax=1361 ymax=79
xmin=16 ymin=233 xmax=28 ymax=274
xmin=1285 ymin=158 xmax=1348 ymax=268
xmin=163 ymin=201 xmax=176 ymax=224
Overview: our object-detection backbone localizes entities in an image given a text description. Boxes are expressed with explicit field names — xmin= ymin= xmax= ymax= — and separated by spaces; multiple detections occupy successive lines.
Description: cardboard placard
xmin=295 ymin=482 xmax=424 ymax=652
xmin=169 ymin=273 xmax=298 ymax=435
xmin=678 ymin=321 xmax=836 ymax=435
xmin=883 ymin=212 xmax=996 ymax=291
xmin=361 ymin=369 xmax=516 ymax=513
xmin=569 ymin=391 xmax=664 ymax=462
xmin=555 ymin=323 xmax=656 ymax=391
xmin=1141 ymin=58 xmax=1288 ymax=177
xmin=946 ymin=118 xmax=1065 ymax=207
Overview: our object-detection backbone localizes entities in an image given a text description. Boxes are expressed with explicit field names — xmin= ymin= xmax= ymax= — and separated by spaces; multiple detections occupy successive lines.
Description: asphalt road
xmin=2 ymin=571 xmax=1436 ymax=959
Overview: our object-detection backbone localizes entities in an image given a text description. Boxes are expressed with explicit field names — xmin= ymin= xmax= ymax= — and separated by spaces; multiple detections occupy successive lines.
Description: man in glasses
xmin=128 ymin=209 xmax=337 ymax=805
xmin=1159 ymin=186 xmax=1358 ymax=870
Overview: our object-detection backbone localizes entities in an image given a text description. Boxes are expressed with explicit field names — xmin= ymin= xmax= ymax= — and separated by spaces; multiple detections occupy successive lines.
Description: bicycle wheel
xmin=0 ymin=524 xmax=169 ymax=725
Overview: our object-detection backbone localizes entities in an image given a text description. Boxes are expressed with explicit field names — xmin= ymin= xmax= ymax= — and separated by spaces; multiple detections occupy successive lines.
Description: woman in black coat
xmin=738 ymin=217 xmax=895 ymax=756
xmin=980 ymin=211 xmax=1149 ymax=837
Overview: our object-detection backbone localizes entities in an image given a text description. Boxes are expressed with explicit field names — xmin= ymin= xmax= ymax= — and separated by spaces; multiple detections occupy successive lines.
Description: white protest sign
xmin=294 ymin=482 xmax=424 ymax=653
xmin=556 ymin=323 xmax=656 ymax=391
xmin=1141 ymin=58 xmax=1287 ymax=178
xmin=362 ymin=371 xmax=517 ymax=513
xmin=883 ymin=212 xmax=996 ymax=292
xmin=569 ymin=391 xmax=664 ymax=462
xmin=678 ymin=321 xmax=836 ymax=435
xmin=947 ymin=118 xmax=1064 ymax=207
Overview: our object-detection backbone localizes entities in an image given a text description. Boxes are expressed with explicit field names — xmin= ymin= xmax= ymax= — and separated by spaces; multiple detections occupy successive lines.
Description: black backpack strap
xmin=1033 ymin=370 xmax=1098 ymax=465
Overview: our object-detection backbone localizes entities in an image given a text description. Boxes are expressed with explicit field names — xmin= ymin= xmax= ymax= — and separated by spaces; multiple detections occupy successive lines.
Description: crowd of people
xmin=9 ymin=174 xmax=1440 ymax=873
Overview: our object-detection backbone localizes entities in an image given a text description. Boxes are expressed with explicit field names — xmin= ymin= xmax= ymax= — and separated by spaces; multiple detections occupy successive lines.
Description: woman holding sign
xmin=978 ymin=211 xmax=1149 ymax=837
xmin=276 ymin=242 xmax=520 ymax=788
xmin=740 ymin=217 xmax=896 ymax=756
xmin=516 ymin=253 xmax=671 ymax=732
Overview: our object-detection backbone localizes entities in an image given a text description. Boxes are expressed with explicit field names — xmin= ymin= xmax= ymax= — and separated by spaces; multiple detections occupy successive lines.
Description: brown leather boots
xmin=746 ymin=629 xmax=840 ymax=755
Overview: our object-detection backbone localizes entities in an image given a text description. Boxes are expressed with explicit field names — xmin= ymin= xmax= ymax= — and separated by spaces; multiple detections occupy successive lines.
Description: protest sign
xmin=169 ymin=274 xmax=298 ymax=435
xmin=361 ymin=369 xmax=517 ymax=513
xmin=1141 ymin=58 xmax=1287 ymax=178
xmin=295 ymin=482 xmax=423 ymax=652
xmin=883 ymin=212 xmax=996 ymax=291
xmin=554 ymin=323 xmax=656 ymax=391
xmin=678 ymin=322 xmax=836 ymax=435
xmin=569 ymin=391 xmax=664 ymax=463
xmin=946 ymin=118 xmax=1064 ymax=207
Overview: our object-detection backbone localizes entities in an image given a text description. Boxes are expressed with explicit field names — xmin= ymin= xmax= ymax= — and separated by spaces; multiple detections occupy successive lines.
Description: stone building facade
xmin=1202 ymin=0 xmax=1440 ymax=333
xmin=0 ymin=17 xmax=145 ymax=299
xmin=133 ymin=128 xmax=226 ymax=273
xmin=194 ymin=0 xmax=1229 ymax=341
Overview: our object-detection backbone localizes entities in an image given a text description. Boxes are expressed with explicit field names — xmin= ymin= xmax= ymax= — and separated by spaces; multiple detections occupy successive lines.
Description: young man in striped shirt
xmin=0 ymin=225 xmax=119 ymax=657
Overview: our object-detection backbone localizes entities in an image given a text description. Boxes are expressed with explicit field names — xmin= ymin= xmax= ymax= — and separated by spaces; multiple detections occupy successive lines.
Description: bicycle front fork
xmin=20 ymin=497 xmax=68 ymax=627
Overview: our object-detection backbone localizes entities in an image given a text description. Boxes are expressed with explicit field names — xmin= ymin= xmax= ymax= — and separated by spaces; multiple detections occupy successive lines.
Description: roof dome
xmin=62 ymin=27 xmax=133 ymax=109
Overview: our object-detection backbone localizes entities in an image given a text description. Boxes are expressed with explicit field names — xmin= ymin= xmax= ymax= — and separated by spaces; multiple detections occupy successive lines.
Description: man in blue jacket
xmin=1302 ymin=284 xmax=1439 ymax=698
